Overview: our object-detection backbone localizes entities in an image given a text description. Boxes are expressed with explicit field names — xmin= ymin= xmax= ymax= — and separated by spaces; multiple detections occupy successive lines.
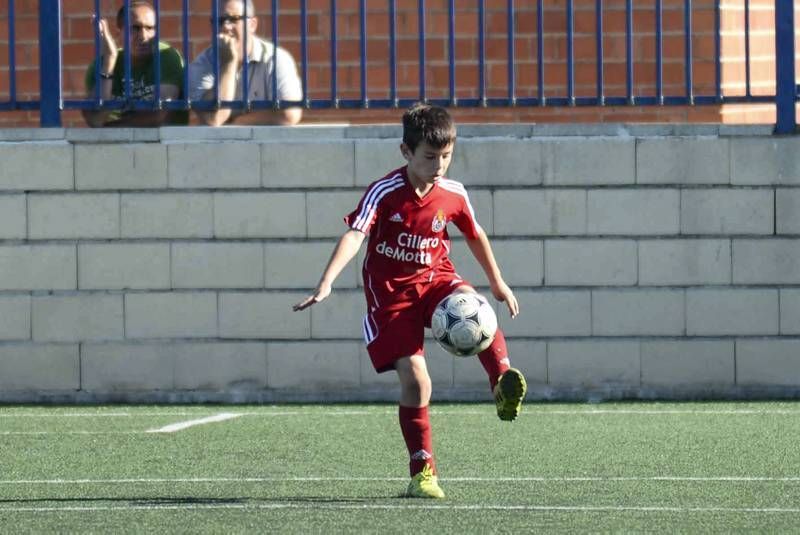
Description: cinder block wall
xmin=0 ymin=124 xmax=798 ymax=403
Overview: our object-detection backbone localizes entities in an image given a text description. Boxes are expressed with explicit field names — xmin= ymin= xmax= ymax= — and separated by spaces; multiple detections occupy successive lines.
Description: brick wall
xmin=0 ymin=0 xmax=793 ymax=127
xmin=0 ymin=124 xmax=799 ymax=402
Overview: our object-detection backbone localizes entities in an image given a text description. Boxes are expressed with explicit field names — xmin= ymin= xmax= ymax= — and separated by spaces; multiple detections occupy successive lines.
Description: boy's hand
xmin=292 ymin=283 xmax=332 ymax=311
xmin=491 ymin=280 xmax=519 ymax=318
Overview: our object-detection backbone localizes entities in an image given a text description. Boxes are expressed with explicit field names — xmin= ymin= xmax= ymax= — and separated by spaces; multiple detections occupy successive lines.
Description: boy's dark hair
xmin=116 ymin=1 xmax=155 ymax=28
xmin=402 ymin=103 xmax=456 ymax=153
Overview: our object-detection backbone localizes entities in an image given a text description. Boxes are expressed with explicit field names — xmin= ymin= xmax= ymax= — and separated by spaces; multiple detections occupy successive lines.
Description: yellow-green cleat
xmin=494 ymin=368 xmax=527 ymax=421
xmin=405 ymin=464 xmax=445 ymax=499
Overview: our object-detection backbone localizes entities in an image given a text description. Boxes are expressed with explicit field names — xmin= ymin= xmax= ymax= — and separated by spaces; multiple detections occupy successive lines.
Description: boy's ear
xmin=400 ymin=143 xmax=412 ymax=161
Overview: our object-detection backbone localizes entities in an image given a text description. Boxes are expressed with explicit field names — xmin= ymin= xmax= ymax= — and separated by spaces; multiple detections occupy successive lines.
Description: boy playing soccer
xmin=293 ymin=104 xmax=526 ymax=499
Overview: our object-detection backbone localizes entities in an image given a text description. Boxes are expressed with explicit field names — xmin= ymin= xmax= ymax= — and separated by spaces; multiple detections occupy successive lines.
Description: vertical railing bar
xmin=656 ymin=0 xmax=663 ymax=104
xmin=93 ymin=0 xmax=101 ymax=103
xmin=182 ymin=0 xmax=190 ymax=110
xmin=507 ymin=0 xmax=515 ymax=105
xmin=359 ymin=0 xmax=368 ymax=107
xmin=212 ymin=0 xmax=220 ymax=106
xmin=242 ymin=0 xmax=250 ymax=110
xmin=566 ymin=0 xmax=574 ymax=104
xmin=684 ymin=0 xmax=693 ymax=103
xmin=595 ymin=0 xmax=604 ymax=105
xmin=537 ymin=0 xmax=544 ymax=104
xmin=448 ymin=0 xmax=456 ymax=106
xmin=39 ymin=0 xmax=62 ymax=126
xmin=8 ymin=0 xmax=16 ymax=105
xmin=478 ymin=0 xmax=485 ymax=105
xmin=714 ymin=0 xmax=721 ymax=99
xmin=744 ymin=0 xmax=751 ymax=97
xmin=389 ymin=0 xmax=397 ymax=106
xmin=625 ymin=0 xmax=634 ymax=103
xmin=301 ymin=0 xmax=309 ymax=107
xmin=124 ymin=0 xmax=132 ymax=102
xmin=154 ymin=0 xmax=161 ymax=110
xmin=330 ymin=0 xmax=338 ymax=106
xmin=774 ymin=0 xmax=796 ymax=133
xmin=419 ymin=0 xmax=426 ymax=102
xmin=271 ymin=0 xmax=279 ymax=109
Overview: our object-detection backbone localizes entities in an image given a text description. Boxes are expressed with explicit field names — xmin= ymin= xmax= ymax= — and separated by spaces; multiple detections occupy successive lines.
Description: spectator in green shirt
xmin=83 ymin=1 xmax=188 ymax=127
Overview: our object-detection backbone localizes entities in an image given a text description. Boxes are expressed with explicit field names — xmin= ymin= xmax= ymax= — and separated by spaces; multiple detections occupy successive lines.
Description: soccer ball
xmin=431 ymin=292 xmax=498 ymax=356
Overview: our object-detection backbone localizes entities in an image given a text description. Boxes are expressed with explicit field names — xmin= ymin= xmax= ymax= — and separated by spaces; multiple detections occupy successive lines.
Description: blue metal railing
xmin=0 ymin=0 xmax=796 ymax=131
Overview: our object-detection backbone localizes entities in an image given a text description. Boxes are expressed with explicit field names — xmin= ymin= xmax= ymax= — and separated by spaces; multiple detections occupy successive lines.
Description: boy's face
xmin=401 ymin=141 xmax=455 ymax=185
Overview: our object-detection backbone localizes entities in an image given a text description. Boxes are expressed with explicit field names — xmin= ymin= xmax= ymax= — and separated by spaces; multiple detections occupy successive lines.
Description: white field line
xmin=145 ymin=413 xmax=243 ymax=433
xmin=2 ymin=476 xmax=800 ymax=485
xmin=1 ymin=503 xmax=799 ymax=514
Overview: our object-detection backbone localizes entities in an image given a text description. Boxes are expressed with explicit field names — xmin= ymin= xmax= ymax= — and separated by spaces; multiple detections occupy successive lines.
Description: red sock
xmin=478 ymin=328 xmax=511 ymax=390
xmin=398 ymin=405 xmax=435 ymax=476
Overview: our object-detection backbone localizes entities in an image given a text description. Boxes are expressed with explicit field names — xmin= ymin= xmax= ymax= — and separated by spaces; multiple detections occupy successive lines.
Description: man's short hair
xmin=402 ymin=103 xmax=457 ymax=153
xmin=217 ymin=0 xmax=257 ymax=16
xmin=116 ymin=1 xmax=155 ymax=28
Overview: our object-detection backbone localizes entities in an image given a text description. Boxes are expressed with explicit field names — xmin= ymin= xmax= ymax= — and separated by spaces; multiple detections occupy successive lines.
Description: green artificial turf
xmin=1 ymin=402 xmax=799 ymax=533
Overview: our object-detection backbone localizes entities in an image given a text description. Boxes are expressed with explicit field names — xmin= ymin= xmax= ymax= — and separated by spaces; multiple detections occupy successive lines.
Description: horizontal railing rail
xmin=0 ymin=0 xmax=795 ymax=131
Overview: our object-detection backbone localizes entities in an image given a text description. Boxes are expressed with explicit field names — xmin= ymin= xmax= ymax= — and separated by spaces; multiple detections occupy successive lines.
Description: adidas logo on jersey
xmin=389 ymin=213 xmax=403 ymax=222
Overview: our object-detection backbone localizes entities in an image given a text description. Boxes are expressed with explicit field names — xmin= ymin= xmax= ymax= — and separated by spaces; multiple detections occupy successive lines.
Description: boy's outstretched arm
xmin=465 ymin=229 xmax=520 ymax=318
xmin=293 ymin=229 xmax=366 ymax=311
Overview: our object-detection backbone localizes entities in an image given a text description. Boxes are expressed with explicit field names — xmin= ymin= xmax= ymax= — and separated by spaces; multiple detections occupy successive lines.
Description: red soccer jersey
xmin=345 ymin=166 xmax=483 ymax=296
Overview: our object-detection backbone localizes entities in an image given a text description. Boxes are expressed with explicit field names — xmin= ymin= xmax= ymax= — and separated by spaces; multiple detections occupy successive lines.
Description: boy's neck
xmin=406 ymin=169 xmax=435 ymax=198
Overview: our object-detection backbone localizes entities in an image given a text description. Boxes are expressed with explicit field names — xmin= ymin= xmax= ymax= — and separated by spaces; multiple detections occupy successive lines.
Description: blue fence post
xmin=774 ymin=0 xmax=796 ymax=134
xmin=39 ymin=0 xmax=63 ymax=127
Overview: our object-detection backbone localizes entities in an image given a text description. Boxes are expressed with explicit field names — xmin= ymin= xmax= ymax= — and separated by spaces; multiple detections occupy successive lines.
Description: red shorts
xmin=362 ymin=273 xmax=472 ymax=373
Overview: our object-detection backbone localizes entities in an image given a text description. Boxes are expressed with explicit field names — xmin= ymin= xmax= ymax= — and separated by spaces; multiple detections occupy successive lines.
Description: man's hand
xmin=490 ymin=279 xmax=519 ymax=318
xmin=96 ymin=17 xmax=118 ymax=74
xmin=292 ymin=282 xmax=332 ymax=311
xmin=218 ymin=33 xmax=239 ymax=67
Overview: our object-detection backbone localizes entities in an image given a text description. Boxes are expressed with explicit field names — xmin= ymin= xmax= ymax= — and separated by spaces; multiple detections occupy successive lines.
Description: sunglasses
xmin=212 ymin=15 xmax=251 ymax=26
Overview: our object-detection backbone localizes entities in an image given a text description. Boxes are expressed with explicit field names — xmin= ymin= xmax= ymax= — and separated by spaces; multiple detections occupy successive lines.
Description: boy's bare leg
xmin=395 ymin=355 xmax=445 ymax=498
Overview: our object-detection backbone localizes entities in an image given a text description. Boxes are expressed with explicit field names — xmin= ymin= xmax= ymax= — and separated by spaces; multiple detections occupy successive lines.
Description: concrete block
xmin=736 ymin=340 xmax=800 ymax=386
xmin=592 ymin=289 xmax=684 ymax=336
xmin=543 ymin=139 xmax=635 ymax=185
xmin=263 ymin=141 xmax=355 ymax=187
xmin=731 ymin=137 xmax=800 ymax=185
xmin=448 ymin=138 xmax=544 ymax=186
xmin=0 ymin=129 xmax=65 ymax=141
xmin=776 ymin=189 xmax=800 ymax=234
xmin=0 ymin=296 xmax=30 ymax=340
xmin=75 ymin=144 xmax=168 ymax=189
xmin=125 ymin=292 xmax=218 ymax=339
xmin=545 ymin=239 xmax=637 ymax=286
xmin=548 ymin=340 xmax=640 ymax=387
xmin=0 ymin=195 xmax=26 ymax=239
xmin=266 ymin=341 xmax=360 ymax=389
xmin=587 ymin=189 xmax=680 ymax=235
xmin=354 ymin=140 xmax=404 ymax=187
xmin=265 ymin=241 xmax=358 ymax=289
xmin=255 ymin=125 xmax=348 ymax=141
xmin=0 ymin=344 xmax=79 ymax=390
xmin=639 ymin=239 xmax=731 ymax=285
xmin=637 ymin=138 xmax=729 ymax=184
xmin=494 ymin=189 xmax=586 ymax=236
xmin=448 ymin=239 xmax=543 ymax=287
xmin=0 ymin=245 xmax=77 ymax=290
xmin=681 ymin=189 xmax=773 ymax=235
xmin=311 ymin=290 xmax=366 ymax=338
xmin=452 ymin=339 xmax=547 ymax=388
xmin=66 ymin=128 xmax=139 ymax=143
xmin=733 ymin=239 xmax=800 ymax=284
xmin=121 ymin=193 xmax=213 ymax=238
xmin=219 ymin=291 xmax=309 ymax=339
xmin=780 ymin=289 xmax=800 ymax=334
xmin=345 ymin=125 xmax=402 ymax=139
xmin=641 ymin=340 xmax=734 ymax=386
xmin=501 ymin=290 xmax=591 ymax=337
xmin=160 ymin=126 xmax=253 ymax=141
xmin=172 ymin=243 xmax=264 ymax=289
xmin=0 ymin=142 xmax=73 ymax=190
xmin=81 ymin=342 xmax=174 ymax=390
xmin=174 ymin=342 xmax=268 ymax=390
xmin=360 ymin=342 xmax=455 ymax=390
xmin=214 ymin=192 xmax=306 ymax=238
xmin=32 ymin=294 xmax=124 ymax=342
xmin=464 ymin=189 xmax=494 ymax=235
xmin=78 ymin=243 xmax=170 ymax=290
xmin=686 ymin=288 xmax=778 ymax=336
xmin=168 ymin=142 xmax=260 ymax=188
xmin=307 ymin=191 xmax=362 ymax=238
xmin=29 ymin=194 xmax=119 ymax=239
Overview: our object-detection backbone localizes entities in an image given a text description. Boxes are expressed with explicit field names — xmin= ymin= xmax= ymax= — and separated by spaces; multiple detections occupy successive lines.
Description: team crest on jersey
xmin=431 ymin=209 xmax=446 ymax=232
